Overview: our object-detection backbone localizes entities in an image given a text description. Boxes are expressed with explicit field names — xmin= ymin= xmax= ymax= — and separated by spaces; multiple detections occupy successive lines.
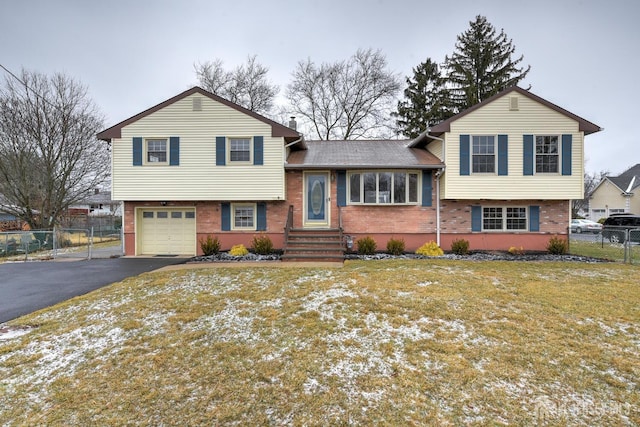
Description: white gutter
xmin=283 ymin=136 xmax=305 ymax=164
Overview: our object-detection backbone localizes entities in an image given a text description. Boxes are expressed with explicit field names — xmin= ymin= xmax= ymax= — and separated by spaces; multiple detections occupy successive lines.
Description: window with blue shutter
xmin=169 ymin=136 xmax=179 ymax=166
xmin=253 ymin=136 xmax=264 ymax=165
xmin=221 ymin=203 xmax=230 ymax=231
xmin=561 ymin=134 xmax=572 ymax=176
xmin=523 ymin=135 xmax=534 ymax=175
xmin=421 ymin=170 xmax=433 ymax=207
xmin=529 ymin=205 xmax=540 ymax=232
xmin=133 ymin=137 xmax=143 ymax=166
xmin=498 ymin=134 xmax=508 ymax=176
xmin=336 ymin=170 xmax=346 ymax=207
xmin=460 ymin=135 xmax=470 ymax=175
xmin=216 ymin=137 xmax=226 ymax=166
xmin=471 ymin=206 xmax=482 ymax=231
xmin=257 ymin=203 xmax=267 ymax=231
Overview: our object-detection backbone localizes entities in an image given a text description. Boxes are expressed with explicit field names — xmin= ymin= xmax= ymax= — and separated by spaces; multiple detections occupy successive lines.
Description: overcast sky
xmin=2 ymin=0 xmax=639 ymax=175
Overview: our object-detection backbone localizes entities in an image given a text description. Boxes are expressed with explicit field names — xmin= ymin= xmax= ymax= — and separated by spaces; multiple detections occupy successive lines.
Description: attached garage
xmin=136 ymin=208 xmax=196 ymax=255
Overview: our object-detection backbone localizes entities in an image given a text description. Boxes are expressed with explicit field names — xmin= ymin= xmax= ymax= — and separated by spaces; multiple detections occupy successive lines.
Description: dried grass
xmin=0 ymin=260 xmax=638 ymax=425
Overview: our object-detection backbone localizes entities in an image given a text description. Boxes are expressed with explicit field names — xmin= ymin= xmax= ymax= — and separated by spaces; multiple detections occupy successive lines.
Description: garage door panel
xmin=138 ymin=208 xmax=196 ymax=255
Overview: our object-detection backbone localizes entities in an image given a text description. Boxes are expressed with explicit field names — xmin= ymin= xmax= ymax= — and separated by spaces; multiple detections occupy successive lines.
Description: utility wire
xmin=0 ymin=63 xmax=58 ymax=109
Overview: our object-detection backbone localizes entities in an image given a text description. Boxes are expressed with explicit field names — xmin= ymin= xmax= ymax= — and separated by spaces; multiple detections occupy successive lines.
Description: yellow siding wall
xmin=589 ymin=180 xmax=639 ymax=214
xmin=442 ymin=92 xmax=585 ymax=200
xmin=112 ymin=94 xmax=285 ymax=201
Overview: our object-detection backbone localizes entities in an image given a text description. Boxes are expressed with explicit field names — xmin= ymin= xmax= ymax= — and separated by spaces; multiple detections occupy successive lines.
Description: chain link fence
xmin=0 ymin=226 xmax=122 ymax=261
xmin=569 ymin=226 xmax=640 ymax=264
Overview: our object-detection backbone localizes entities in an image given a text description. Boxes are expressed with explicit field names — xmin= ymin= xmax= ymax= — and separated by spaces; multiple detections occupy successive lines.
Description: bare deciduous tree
xmin=0 ymin=69 xmax=109 ymax=230
xmin=285 ymin=48 xmax=401 ymax=140
xmin=194 ymin=55 xmax=278 ymax=115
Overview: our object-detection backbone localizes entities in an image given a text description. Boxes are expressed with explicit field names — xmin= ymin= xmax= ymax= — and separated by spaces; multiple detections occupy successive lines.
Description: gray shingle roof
xmin=286 ymin=140 xmax=444 ymax=169
xmin=608 ymin=163 xmax=640 ymax=193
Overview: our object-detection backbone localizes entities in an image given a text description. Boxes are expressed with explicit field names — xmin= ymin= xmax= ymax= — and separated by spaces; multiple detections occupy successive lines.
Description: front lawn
xmin=1 ymin=260 xmax=638 ymax=425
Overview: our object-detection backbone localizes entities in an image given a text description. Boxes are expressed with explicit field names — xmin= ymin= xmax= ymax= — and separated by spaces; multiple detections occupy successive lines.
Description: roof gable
xmin=411 ymin=86 xmax=601 ymax=147
xmin=608 ymin=163 xmax=640 ymax=193
xmin=97 ymin=86 xmax=301 ymax=142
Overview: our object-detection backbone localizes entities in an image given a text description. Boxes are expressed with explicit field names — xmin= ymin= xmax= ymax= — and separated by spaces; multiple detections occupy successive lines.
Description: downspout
xmin=414 ymin=129 xmax=446 ymax=247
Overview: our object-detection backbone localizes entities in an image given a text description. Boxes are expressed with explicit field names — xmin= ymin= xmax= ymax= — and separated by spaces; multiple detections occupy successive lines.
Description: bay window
xmin=349 ymin=171 xmax=419 ymax=205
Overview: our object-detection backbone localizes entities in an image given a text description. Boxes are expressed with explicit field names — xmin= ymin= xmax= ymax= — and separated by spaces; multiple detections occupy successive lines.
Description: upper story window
xmin=472 ymin=136 xmax=495 ymax=173
xmin=229 ymin=138 xmax=252 ymax=162
xmin=146 ymin=139 xmax=167 ymax=163
xmin=535 ymin=136 xmax=559 ymax=173
xmin=348 ymin=171 xmax=419 ymax=205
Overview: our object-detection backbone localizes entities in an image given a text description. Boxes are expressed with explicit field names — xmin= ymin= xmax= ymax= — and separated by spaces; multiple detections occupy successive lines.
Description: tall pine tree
xmin=444 ymin=15 xmax=530 ymax=112
xmin=394 ymin=58 xmax=453 ymax=138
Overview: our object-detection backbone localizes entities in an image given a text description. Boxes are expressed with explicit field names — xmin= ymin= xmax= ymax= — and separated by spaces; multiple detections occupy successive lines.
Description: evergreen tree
xmin=394 ymin=58 xmax=453 ymax=138
xmin=444 ymin=15 xmax=530 ymax=112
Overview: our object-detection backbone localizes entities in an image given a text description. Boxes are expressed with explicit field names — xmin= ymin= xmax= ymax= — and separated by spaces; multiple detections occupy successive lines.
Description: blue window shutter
xmin=221 ymin=203 xmax=230 ymax=231
xmin=133 ymin=137 xmax=142 ymax=166
xmin=336 ymin=170 xmax=346 ymax=207
xmin=529 ymin=205 xmax=540 ymax=231
xmin=498 ymin=134 xmax=508 ymax=176
xmin=169 ymin=136 xmax=179 ymax=166
xmin=216 ymin=136 xmax=226 ymax=166
xmin=523 ymin=134 xmax=534 ymax=175
xmin=471 ymin=206 xmax=482 ymax=231
xmin=253 ymin=136 xmax=264 ymax=165
xmin=257 ymin=203 xmax=267 ymax=231
xmin=422 ymin=170 xmax=433 ymax=207
xmin=561 ymin=134 xmax=572 ymax=176
xmin=459 ymin=135 xmax=470 ymax=175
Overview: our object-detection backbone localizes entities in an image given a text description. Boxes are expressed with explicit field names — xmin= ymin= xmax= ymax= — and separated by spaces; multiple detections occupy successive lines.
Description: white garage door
xmin=137 ymin=208 xmax=196 ymax=255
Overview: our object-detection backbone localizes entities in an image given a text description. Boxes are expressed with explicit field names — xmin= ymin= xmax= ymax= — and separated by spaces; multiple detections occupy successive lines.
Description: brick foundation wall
xmin=122 ymin=174 xmax=570 ymax=255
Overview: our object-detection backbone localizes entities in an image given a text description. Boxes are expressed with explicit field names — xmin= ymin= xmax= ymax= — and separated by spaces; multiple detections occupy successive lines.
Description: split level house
xmin=97 ymin=85 xmax=601 ymax=259
xmin=588 ymin=164 xmax=640 ymax=221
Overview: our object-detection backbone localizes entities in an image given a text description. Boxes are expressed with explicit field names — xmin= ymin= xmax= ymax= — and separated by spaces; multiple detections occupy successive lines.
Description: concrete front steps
xmin=282 ymin=228 xmax=345 ymax=262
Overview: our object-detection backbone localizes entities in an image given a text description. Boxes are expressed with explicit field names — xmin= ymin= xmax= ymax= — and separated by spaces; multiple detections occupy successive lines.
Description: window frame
xmin=535 ymin=135 xmax=560 ymax=174
xmin=145 ymin=138 xmax=168 ymax=164
xmin=481 ymin=206 xmax=528 ymax=232
xmin=228 ymin=137 xmax=253 ymax=164
xmin=347 ymin=170 xmax=420 ymax=205
xmin=231 ymin=203 xmax=256 ymax=230
xmin=471 ymin=135 xmax=496 ymax=174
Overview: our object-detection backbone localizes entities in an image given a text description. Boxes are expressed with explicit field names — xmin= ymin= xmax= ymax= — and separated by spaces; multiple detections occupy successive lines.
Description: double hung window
xmin=482 ymin=207 xmax=527 ymax=231
xmin=535 ymin=136 xmax=559 ymax=173
xmin=472 ymin=136 xmax=495 ymax=173
xmin=146 ymin=139 xmax=167 ymax=163
xmin=229 ymin=138 xmax=251 ymax=162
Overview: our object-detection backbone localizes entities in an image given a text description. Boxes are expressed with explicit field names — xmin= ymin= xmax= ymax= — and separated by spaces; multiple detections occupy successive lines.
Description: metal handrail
xmin=283 ymin=205 xmax=294 ymax=252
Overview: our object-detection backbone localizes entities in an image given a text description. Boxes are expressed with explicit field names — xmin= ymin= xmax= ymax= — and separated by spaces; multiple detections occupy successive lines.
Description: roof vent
xmin=288 ymin=116 xmax=297 ymax=130
xmin=193 ymin=97 xmax=202 ymax=111
xmin=509 ymin=96 xmax=519 ymax=111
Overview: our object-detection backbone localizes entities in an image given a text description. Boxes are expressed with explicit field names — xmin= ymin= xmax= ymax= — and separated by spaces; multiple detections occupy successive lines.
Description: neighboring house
xmin=97 ymin=86 xmax=600 ymax=257
xmin=69 ymin=189 xmax=122 ymax=217
xmin=588 ymin=164 xmax=640 ymax=221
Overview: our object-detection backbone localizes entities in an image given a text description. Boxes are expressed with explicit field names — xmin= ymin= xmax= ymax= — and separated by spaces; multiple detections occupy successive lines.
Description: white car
xmin=570 ymin=219 xmax=603 ymax=234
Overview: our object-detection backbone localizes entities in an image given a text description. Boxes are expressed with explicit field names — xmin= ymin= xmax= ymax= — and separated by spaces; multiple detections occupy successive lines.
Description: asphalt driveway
xmin=0 ymin=258 xmax=186 ymax=323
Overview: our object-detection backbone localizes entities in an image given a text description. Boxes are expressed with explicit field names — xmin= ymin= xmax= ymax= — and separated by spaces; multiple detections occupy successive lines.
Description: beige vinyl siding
xmin=590 ymin=181 xmax=629 ymax=211
xmin=426 ymin=140 xmax=443 ymax=161
xmin=112 ymin=94 xmax=285 ymax=201
xmin=442 ymin=92 xmax=585 ymax=200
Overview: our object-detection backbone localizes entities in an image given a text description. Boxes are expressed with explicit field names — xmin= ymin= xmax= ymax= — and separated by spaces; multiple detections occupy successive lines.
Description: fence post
xmin=53 ymin=226 xmax=57 ymax=258
xmin=89 ymin=227 xmax=93 ymax=260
